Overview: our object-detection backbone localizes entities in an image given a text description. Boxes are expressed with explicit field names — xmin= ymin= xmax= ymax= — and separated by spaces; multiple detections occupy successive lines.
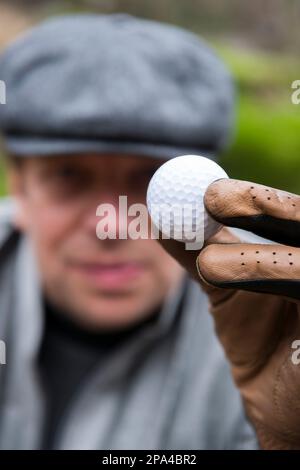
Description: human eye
xmin=42 ymin=164 xmax=89 ymax=199
xmin=130 ymin=166 xmax=159 ymax=189
xmin=53 ymin=165 xmax=82 ymax=183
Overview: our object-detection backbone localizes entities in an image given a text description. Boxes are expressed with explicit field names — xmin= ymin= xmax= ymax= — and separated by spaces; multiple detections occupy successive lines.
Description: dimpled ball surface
xmin=147 ymin=155 xmax=228 ymax=246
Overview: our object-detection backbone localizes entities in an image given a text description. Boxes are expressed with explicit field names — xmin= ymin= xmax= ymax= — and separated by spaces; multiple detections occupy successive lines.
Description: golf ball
xmin=146 ymin=155 xmax=228 ymax=248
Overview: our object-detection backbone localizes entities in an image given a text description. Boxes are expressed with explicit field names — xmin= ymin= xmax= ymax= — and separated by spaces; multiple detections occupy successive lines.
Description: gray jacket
xmin=0 ymin=197 xmax=258 ymax=450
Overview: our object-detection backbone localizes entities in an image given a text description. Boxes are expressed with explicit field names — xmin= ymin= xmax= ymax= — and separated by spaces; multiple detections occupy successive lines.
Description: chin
xmin=65 ymin=293 xmax=157 ymax=331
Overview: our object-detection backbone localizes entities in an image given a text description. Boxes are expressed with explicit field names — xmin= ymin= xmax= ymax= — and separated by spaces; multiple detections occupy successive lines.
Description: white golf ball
xmin=146 ymin=155 xmax=228 ymax=248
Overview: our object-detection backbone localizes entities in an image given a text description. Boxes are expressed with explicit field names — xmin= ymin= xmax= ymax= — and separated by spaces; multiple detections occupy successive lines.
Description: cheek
xmin=139 ymin=239 xmax=184 ymax=287
xmin=24 ymin=201 xmax=77 ymax=256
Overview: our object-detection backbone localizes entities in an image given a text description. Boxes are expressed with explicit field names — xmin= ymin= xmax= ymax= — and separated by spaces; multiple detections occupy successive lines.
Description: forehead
xmin=24 ymin=153 xmax=163 ymax=172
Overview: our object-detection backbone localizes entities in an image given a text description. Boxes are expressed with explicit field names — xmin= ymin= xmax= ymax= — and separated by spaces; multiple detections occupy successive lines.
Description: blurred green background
xmin=0 ymin=0 xmax=299 ymax=195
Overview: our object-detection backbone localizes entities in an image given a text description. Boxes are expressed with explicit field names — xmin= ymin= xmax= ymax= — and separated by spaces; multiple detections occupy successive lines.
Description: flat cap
xmin=0 ymin=13 xmax=234 ymax=159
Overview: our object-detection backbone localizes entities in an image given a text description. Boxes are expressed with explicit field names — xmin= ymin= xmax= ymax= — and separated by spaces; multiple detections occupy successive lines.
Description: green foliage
xmin=216 ymin=45 xmax=300 ymax=194
xmin=221 ymin=97 xmax=300 ymax=193
xmin=217 ymin=46 xmax=300 ymax=91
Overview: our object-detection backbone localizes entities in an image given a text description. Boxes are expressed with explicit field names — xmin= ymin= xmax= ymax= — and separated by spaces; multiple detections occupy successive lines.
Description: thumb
xmin=159 ymin=226 xmax=240 ymax=282
xmin=159 ymin=227 xmax=240 ymax=304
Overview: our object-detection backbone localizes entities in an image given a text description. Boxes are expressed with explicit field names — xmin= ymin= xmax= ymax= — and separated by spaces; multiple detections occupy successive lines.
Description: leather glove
xmin=159 ymin=179 xmax=300 ymax=449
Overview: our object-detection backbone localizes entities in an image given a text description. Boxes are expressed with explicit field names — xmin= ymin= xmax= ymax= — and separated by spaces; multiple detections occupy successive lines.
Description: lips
xmin=67 ymin=260 xmax=145 ymax=289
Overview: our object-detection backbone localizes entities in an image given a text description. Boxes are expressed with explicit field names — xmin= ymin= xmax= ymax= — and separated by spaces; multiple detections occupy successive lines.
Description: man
xmin=0 ymin=13 xmax=266 ymax=450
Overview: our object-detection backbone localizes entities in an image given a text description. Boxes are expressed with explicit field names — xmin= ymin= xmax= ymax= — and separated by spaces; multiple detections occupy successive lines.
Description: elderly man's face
xmin=9 ymin=154 xmax=184 ymax=330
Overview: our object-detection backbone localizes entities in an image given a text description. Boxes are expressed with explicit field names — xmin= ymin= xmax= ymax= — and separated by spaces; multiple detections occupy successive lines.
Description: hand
xmin=159 ymin=179 xmax=300 ymax=449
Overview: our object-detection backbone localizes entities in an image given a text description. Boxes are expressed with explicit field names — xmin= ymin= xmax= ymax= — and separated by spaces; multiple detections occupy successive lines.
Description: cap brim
xmin=4 ymin=136 xmax=216 ymax=161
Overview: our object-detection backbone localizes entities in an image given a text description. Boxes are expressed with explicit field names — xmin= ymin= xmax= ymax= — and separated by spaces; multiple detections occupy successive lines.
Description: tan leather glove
xmin=160 ymin=179 xmax=300 ymax=449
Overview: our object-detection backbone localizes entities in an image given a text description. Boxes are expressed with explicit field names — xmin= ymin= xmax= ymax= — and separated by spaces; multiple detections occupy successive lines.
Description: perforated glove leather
xmin=160 ymin=179 xmax=300 ymax=449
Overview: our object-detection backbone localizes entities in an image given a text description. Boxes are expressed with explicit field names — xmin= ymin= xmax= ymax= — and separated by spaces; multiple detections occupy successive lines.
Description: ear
xmin=6 ymin=163 xmax=29 ymax=232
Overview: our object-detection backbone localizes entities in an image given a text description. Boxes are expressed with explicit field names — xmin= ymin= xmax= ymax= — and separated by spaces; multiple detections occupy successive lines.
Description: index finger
xmin=204 ymin=179 xmax=300 ymax=247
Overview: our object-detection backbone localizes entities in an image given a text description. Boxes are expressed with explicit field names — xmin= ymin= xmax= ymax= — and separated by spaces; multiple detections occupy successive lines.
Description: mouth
xmin=66 ymin=260 xmax=146 ymax=290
